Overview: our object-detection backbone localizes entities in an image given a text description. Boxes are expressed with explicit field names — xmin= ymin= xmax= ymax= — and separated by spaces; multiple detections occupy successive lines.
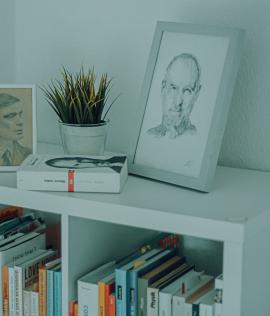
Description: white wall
xmin=13 ymin=0 xmax=270 ymax=171
xmin=0 ymin=0 xmax=15 ymax=83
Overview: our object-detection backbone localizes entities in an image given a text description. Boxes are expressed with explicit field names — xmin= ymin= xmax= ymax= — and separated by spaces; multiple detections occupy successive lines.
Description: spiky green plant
xmin=41 ymin=67 xmax=118 ymax=124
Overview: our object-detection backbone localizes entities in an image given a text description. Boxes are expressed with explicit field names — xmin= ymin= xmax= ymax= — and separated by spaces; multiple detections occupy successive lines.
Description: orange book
xmin=74 ymin=302 xmax=78 ymax=316
xmin=108 ymin=293 xmax=115 ymax=316
xmin=69 ymin=300 xmax=77 ymax=316
xmin=2 ymin=266 xmax=9 ymax=316
xmin=38 ymin=267 xmax=47 ymax=316
xmin=99 ymin=275 xmax=115 ymax=316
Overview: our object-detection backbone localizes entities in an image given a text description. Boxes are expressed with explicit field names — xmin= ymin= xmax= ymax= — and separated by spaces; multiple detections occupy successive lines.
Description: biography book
xmin=17 ymin=154 xmax=128 ymax=193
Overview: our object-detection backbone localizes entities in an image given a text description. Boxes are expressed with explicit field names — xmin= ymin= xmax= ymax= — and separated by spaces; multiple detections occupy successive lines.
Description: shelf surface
xmin=0 ymin=142 xmax=270 ymax=242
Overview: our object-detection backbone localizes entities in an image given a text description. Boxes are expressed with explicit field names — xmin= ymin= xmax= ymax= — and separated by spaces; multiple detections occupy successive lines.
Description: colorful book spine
xmin=105 ymin=283 xmax=115 ymax=316
xmin=109 ymin=294 xmax=115 ymax=316
xmin=69 ymin=300 xmax=77 ymax=316
xmin=38 ymin=267 xmax=46 ymax=316
xmin=47 ymin=269 xmax=54 ymax=316
xmin=74 ymin=302 xmax=78 ymax=316
xmin=54 ymin=270 xmax=62 ymax=316
xmin=2 ymin=266 xmax=9 ymax=316
xmin=115 ymin=268 xmax=126 ymax=316
xmin=98 ymin=282 xmax=105 ymax=316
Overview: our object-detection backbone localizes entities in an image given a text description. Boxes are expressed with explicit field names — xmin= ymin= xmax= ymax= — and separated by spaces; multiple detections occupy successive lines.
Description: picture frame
xmin=128 ymin=22 xmax=245 ymax=192
xmin=0 ymin=85 xmax=37 ymax=171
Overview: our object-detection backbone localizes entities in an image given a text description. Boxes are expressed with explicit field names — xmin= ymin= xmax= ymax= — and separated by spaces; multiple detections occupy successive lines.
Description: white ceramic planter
xmin=59 ymin=121 xmax=108 ymax=155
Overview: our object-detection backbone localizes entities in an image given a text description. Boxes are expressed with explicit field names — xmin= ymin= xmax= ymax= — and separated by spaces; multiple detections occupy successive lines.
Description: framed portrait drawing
xmin=0 ymin=85 xmax=36 ymax=171
xmin=128 ymin=22 xmax=245 ymax=192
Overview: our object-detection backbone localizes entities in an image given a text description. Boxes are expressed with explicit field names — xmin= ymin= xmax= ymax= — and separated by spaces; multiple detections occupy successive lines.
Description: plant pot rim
xmin=58 ymin=119 xmax=109 ymax=128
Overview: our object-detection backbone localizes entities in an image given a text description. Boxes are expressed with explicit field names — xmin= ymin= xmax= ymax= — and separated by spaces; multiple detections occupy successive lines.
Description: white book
xmin=78 ymin=261 xmax=116 ymax=316
xmin=159 ymin=270 xmax=199 ymax=316
xmin=172 ymin=274 xmax=214 ymax=316
xmin=8 ymin=266 xmax=15 ymax=316
xmin=14 ymin=249 xmax=55 ymax=316
xmin=23 ymin=289 xmax=31 ymax=316
xmin=30 ymin=291 xmax=39 ymax=316
xmin=17 ymin=154 xmax=128 ymax=193
xmin=0 ymin=232 xmax=45 ymax=316
xmin=214 ymin=274 xmax=223 ymax=316
xmin=198 ymin=289 xmax=215 ymax=316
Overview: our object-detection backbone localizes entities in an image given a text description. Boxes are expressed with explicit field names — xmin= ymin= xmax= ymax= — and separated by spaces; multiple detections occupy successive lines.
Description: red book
xmin=108 ymin=293 xmax=115 ymax=316
xmin=105 ymin=282 xmax=115 ymax=316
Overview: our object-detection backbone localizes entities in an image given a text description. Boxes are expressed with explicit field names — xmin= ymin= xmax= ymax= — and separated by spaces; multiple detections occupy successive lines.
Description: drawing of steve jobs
xmin=147 ymin=53 xmax=202 ymax=139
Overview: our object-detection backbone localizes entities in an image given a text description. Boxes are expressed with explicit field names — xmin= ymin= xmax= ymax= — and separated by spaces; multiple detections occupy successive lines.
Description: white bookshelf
xmin=0 ymin=143 xmax=270 ymax=316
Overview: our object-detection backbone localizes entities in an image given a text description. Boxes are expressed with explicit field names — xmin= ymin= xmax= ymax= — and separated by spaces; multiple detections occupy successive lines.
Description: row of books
xmin=70 ymin=234 xmax=223 ymax=316
xmin=0 ymin=205 xmax=61 ymax=316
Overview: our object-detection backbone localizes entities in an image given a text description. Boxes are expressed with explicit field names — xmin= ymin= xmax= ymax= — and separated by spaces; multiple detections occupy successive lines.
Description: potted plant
xmin=41 ymin=67 xmax=118 ymax=155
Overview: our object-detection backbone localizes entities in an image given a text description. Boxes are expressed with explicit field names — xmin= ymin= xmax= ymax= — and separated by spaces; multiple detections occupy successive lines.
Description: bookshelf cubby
xmin=1 ymin=143 xmax=270 ymax=315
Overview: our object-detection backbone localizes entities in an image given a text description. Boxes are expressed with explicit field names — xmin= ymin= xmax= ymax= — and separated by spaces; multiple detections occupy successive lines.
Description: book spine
xmin=214 ymin=303 xmax=222 ymax=316
xmin=192 ymin=303 xmax=199 ymax=316
xmin=138 ymin=278 xmax=148 ymax=316
xmin=98 ymin=282 xmax=105 ymax=316
xmin=147 ymin=287 xmax=159 ymax=316
xmin=69 ymin=300 xmax=77 ymax=316
xmin=115 ymin=269 xmax=126 ymax=316
xmin=108 ymin=294 xmax=115 ymax=316
xmin=2 ymin=266 xmax=9 ymax=316
xmin=172 ymin=296 xmax=185 ymax=316
xmin=184 ymin=302 xmax=193 ymax=316
xmin=200 ymin=304 xmax=213 ymax=316
xmin=38 ymin=267 xmax=46 ymax=316
xmin=31 ymin=291 xmax=39 ymax=316
xmin=8 ymin=267 xmax=15 ymax=316
xmin=78 ymin=281 xmax=98 ymax=316
xmin=54 ymin=271 xmax=62 ymax=316
xmin=105 ymin=283 xmax=114 ymax=316
xmin=214 ymin=275 xmax=223 ymax=316
xmin=74 ymin=302 xmax=78 ymax=316
xmin=14 ymin=266 xmax=23 ymax=316
xmin=159 ymin=292 xmax=172 ymax=316
xmin=129 ymin=270 xmax=137 ymax=316
xmin=23 ymin=290 xmax=31 ymax=316
xmin=47 ymin=269 xmax=54 ymax=316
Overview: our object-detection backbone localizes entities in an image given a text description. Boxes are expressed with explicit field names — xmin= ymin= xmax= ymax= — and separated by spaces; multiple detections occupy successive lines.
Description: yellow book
xmin=38 ymin=267 xmax=46 ymax=316
xmin=74 ymin=302 xmax=78 ymax=316
xmin=98 ymin=281 xmax=106 ymax=316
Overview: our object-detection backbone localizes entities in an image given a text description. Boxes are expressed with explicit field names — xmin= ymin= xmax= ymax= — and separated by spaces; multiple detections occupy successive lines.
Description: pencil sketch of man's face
xmin=148 ymin=53 xmax=201 ymax=139
xmin=0 ymin=98 xmax=24 ymax=142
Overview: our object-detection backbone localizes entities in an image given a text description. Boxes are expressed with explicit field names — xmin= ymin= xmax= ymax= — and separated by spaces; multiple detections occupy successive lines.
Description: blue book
xmin=128 ymin=248 xmax=177 ymax=316
xmin=53 ymin=265 xmax=62 ymax=316
xmin=115 ymin=248 xmax=164 ymax=316
xmin=46 ymin=259 xmax=61 ymax=316
xmin=47 ymin=269 xmax=54 ymax=316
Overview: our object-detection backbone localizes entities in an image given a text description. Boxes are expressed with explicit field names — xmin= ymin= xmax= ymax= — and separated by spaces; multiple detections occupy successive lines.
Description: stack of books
xmin=0 ymin=205 xmax=61 ymax=316
xmin=71 ymin=234 xmax=223 ymax=316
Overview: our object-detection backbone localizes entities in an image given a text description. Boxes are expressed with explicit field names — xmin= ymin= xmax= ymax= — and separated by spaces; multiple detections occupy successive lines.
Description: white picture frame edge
xmin=0 ymin=84 xmax=37 ymax=172
xmin=128 ymin=21 xmax=246 ymax=192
